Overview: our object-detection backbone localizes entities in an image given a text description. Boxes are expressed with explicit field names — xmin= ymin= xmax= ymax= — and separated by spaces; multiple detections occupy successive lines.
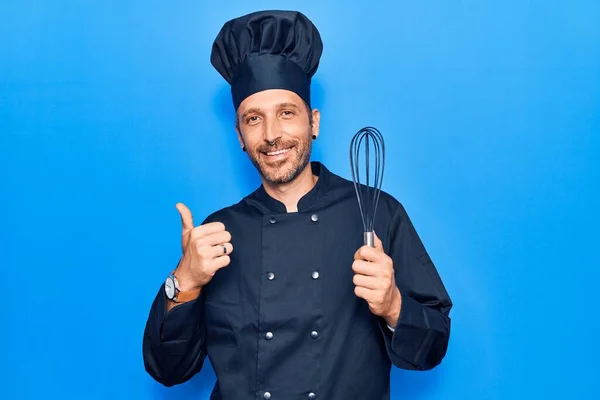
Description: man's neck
xmin=262 ymin=164 xmax=318 ymax=213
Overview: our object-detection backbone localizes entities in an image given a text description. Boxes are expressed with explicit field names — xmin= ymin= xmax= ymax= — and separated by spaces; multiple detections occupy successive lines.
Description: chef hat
xmin=210 ymin=10 xmax=323 ymax=110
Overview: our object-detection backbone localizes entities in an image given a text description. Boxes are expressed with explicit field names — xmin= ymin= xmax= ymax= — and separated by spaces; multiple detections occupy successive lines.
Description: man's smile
xmin=264 ymin=147 xmax=292 ymax=156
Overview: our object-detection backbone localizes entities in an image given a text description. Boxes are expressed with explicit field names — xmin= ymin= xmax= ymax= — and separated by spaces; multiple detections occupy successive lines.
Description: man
xmin=143 ymin=9 xmax=452 ymax=400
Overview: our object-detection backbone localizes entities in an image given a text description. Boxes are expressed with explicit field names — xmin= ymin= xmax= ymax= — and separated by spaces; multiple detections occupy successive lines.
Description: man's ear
xmin=311 ymin=109 xmax=321 ymax=139
xmin=237 ymin=128 xmax=246 ymax=151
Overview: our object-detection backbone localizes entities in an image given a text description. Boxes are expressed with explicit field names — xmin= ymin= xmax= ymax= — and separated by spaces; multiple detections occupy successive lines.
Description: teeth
xmin=266 ymin=148 xmax=291 ymax=156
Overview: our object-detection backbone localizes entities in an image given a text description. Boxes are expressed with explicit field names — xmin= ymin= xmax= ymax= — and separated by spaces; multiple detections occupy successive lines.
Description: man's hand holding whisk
xmin=352 ymin=231 xmax=402 ymax=329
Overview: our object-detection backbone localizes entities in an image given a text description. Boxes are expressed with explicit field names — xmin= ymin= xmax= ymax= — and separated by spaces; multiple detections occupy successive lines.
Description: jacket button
xmin=263 ymin=392 xmax=272 ymax=399
xmin=308 ymin=393 xmax=316 ymax=399
xmin=269 ymin=216 xmax=276 ymax=224
xmin=310 ymin=214 xmax=318 ymax=222
xmin=265 ymin=332 xmax=274 ymax=340
xmin=267 ymin=272 xmax=275 ymax=280
xmin=311 ymin=271 xmax=319 ymax=280
xmin=311 ymin=331 xmax=319 ymax=339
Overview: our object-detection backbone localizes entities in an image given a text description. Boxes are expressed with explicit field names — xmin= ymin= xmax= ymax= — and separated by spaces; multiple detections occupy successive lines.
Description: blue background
xmin=1 ymin=1 xmax=599 ymax=399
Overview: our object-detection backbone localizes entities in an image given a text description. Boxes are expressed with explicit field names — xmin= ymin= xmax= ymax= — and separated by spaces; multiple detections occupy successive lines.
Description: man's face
xmin=236 ymin=89 xmax=320 ymax=185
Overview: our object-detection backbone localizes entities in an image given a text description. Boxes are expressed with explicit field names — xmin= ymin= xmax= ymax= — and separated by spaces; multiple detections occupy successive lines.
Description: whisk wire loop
xmin=349 ymin=126 xmax=385 ymax=246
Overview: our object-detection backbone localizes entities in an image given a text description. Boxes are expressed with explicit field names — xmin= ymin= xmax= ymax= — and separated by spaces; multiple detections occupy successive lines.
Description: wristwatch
xmin=164 ymin=272 xmax=200 ymax=303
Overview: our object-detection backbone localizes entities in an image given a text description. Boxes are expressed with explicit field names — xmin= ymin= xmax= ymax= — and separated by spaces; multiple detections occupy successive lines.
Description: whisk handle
xmin=364 ymin=231 xmax=375 ymax=247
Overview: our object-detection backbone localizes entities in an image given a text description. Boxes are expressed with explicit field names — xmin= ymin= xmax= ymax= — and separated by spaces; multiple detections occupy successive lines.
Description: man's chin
xmin=261 ymin=167 xmax=295 ymax=185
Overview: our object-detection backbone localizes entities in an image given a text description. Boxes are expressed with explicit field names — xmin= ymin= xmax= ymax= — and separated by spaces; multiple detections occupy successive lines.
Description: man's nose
xmin=263 ymin=117 xmax=282 ymax=144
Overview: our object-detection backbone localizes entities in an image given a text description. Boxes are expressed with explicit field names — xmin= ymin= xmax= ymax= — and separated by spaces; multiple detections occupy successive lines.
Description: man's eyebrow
xmin=241 ymin=107 xmax=261 ymax=120
xmin=276 ymin=102 xmax=301 ymax=110
xmin=241 ymin=103 xmax=301 ymax=120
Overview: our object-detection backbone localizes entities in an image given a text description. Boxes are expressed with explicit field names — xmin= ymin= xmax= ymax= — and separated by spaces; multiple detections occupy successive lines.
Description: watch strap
xmin=175 ymin=287 xmax=201 ymax=303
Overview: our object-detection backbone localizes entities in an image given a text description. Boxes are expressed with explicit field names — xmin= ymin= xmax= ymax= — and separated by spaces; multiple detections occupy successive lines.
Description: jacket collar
xmin=248 ymin=161 xmax=332 ymax=214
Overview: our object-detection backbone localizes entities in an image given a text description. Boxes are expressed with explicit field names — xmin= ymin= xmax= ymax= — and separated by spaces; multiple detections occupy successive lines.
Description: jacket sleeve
xmin=142 ymin=280 xmax=208 ymax=386
xmin=379 ymin=202 xmax=453 ymax=371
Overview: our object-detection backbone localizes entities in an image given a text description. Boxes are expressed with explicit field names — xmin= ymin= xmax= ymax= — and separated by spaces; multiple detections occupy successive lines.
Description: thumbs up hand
xmin=173 ymin=202 xmax=233 ymax=292
xmin=352 ymin=232 xmax=402 ymax=328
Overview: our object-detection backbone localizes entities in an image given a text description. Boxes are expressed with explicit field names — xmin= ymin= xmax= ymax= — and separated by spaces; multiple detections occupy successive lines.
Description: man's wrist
xmin=173 ymin=263 xmax=203 ymax=292
xmin=176 ymin=276 xmax=203 ymax=292
xmin=384 ymin=286 xmax=402 ymax=328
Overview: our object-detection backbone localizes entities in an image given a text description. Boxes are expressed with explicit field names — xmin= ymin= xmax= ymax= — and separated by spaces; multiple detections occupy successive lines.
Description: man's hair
xmin=236 ymin=100 xmax=314 ymax=131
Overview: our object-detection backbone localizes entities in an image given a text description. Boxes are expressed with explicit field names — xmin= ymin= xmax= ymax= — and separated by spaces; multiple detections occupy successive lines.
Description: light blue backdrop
xmin=1 ymin=1 xmax=599 ymax=399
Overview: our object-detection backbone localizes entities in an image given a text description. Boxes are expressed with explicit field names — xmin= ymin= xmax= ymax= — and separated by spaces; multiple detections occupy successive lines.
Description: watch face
xmin=165 ymin=277 xmax=175 ymax=299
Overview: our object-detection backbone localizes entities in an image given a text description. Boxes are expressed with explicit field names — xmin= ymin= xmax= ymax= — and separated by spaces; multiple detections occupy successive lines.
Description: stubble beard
xmin=247 ymin=129 xmax=313 ymax=185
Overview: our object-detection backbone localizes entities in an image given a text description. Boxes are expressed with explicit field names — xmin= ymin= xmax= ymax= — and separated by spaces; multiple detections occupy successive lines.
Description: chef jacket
xmin=143 ymin=161 xmax=452 ymax=400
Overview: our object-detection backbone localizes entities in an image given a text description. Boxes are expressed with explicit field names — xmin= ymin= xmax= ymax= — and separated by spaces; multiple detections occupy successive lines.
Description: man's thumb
xmin=175 ymin=202 xmax=194 ymax=232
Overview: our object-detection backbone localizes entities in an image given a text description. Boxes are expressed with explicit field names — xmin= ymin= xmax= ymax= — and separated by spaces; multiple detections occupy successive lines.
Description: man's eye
xmin=281 ymin=110 xmax=294 ymax=117
xmin=246 ymin=116 xmax=260 ymax=124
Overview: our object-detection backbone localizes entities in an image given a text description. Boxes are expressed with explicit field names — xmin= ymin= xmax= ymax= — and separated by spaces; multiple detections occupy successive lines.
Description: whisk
xmin=349 ymin=126 xmax=386 ymax=247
